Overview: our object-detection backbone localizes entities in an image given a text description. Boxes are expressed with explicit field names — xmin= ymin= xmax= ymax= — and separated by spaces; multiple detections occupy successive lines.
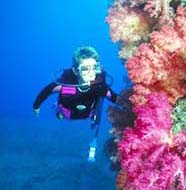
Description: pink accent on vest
xmin=61 ymin=86 xmax=76 ymax=95
xmin=58 ymin=105 xmax=71 ymax=119
xmin=106 ymin=90 xmax=111 ymax=98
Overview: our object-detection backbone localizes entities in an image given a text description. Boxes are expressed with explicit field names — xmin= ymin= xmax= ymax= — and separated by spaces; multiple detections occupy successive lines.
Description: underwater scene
xmin=0 ymin=0 xmax=186 ymax=190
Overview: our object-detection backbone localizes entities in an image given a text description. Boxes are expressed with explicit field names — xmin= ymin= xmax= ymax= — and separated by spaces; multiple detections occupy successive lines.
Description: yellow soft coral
xmin=106 ymin=6 xmax=152 ymax=58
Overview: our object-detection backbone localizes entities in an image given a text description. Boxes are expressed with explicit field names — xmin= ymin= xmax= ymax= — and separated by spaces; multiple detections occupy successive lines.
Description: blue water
xmin=0 ymin=0 xmax=129 ymax=189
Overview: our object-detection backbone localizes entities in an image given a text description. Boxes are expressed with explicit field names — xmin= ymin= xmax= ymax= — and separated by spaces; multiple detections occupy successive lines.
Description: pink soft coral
xmin=144 ymin=0 xmax=173 ymax=19
xmin=174 ymin=5 xmax=186 ymax=58
xmin=172 ymin=130 xmax=186 ymax=159
xmin=129 ymin=0 xmax=174 ymax=28
xmin=118 ymin=93 xmax=186 ymax=190
xmin=126 ymin=6 xmax=186 ymax=106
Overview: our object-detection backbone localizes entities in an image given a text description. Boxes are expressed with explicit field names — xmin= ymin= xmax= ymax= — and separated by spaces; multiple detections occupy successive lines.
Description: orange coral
xmin=126 ymin=6 xmax=186 ymax=106
xmin=128 ymin=0 xmax=175 ymax=28
xmin=106 ymin=6 xmax=151 ymax=43
xmin=106 ymin=5 xmax=152 ymax=58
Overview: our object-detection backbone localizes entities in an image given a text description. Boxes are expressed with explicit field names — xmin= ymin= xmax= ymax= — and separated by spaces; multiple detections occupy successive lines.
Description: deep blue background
xmin=0 ymin=0 xmax=130 ymax=189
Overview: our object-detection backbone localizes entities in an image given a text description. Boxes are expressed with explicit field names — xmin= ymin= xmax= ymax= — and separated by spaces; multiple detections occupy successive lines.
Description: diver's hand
xmin=56 ymin=112 xmax=63 ymax=120
xmin=34 ymin=108 xmax=40 ymax=117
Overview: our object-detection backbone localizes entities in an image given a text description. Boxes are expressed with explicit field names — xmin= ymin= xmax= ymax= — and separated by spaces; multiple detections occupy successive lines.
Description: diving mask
xmin=78 ymin=62 xmax=102 ymax=75
xmin=78 ymin=57 xmax=103 ymax=75
xmin=78 ymin=58 xmax=103 ymax=83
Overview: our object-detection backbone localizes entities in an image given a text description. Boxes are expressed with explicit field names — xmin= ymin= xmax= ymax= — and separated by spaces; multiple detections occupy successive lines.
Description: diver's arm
xmin=92 ymin=83 xmax=118 ymax=103
xmin=33 ymin=82 xmax=62 ymax=110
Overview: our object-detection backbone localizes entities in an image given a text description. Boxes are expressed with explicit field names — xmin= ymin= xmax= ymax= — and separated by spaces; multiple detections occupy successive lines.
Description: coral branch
xmin=126 ymin=6 xmax=186 ymax=106
xmin=118 ymin=93 xmax=186 ymax=190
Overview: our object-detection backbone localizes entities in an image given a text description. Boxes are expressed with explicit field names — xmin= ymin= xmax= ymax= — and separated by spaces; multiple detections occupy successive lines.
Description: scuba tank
xmin=87 ymin=97 xmax=104 ymax=162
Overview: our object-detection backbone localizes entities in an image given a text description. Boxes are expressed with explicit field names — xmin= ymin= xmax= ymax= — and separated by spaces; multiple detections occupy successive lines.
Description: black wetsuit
xmin=33 ymin=69 xmax=117 ymax=119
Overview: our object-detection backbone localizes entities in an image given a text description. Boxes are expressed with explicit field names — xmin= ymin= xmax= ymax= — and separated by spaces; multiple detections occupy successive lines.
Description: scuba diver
xmin=33 ymin=46 xmax=118 ymax=161
xmin=33 ymin=46 xmax=118 ymax=121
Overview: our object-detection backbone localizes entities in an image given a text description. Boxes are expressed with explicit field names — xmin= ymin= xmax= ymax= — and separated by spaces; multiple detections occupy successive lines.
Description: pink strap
xmin=61 ymin=86 xmax=76 ymax=95
xmin=58 ymin=105 xmax=71 ymax=119
xmin=106 ymin=90 xmax=111 ymax=98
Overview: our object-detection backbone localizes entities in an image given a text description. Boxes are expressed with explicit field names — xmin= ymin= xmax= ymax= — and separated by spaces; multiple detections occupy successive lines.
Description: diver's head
xmin=72 ymin=46 xmax=102 ymax=83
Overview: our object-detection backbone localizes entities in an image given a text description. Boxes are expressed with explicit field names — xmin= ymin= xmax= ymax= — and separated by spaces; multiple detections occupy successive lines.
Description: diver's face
xmin=78 ymin=58 xmax=97 ymax=83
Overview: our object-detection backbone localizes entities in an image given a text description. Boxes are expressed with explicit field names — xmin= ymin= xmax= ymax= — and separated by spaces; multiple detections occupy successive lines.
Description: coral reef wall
xmin=106 ymin=1 xmax=186 ymax=189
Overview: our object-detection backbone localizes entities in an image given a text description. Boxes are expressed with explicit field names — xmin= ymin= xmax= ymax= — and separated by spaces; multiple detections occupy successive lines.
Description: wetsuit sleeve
xmin=33 ymin=82 xmax=60 ymax=109
xmin=92 ymin=83 xmax=118 ymax=103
